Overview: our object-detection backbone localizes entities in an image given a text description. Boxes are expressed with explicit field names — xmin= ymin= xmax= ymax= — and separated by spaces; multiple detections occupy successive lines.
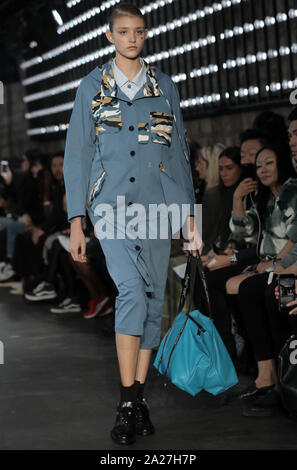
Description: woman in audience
xmin=195 ymin=143 xmax=224 ymax=195
xmin=227 ymin=144 xmax=297 ymax=292
xmin=0 ymin=151 xmax=51 ymax=282
xmin=201 ymin=146 xmax=243 ymax=256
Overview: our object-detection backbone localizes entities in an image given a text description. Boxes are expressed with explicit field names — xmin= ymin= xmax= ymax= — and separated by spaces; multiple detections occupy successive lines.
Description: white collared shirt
xmin=112 ymin=57 xmax=146 ymax=100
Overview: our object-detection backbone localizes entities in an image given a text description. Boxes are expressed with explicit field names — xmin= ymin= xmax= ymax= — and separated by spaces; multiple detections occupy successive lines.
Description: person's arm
xmin=63 ymin=78 xmax=96 ymax=222
xmin=63 ymin=78 xmax=96 ymax=262
xmin=230 ymin=182 xmax=258 ymax=239
xmin=277 ymin=243 xmax=297 ymax=269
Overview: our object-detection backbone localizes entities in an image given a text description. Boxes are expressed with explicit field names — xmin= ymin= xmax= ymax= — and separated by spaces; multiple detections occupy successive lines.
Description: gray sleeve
xmin=280 ymin=243 xmax=297 ymax=268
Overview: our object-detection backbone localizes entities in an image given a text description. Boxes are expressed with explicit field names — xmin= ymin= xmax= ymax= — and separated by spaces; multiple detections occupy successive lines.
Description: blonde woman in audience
xmin=195 ymin=143 xmax=225 ymax=191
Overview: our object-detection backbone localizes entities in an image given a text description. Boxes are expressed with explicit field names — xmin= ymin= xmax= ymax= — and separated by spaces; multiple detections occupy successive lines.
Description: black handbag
xmin=278 ymin=334 xmax=297 ymax=418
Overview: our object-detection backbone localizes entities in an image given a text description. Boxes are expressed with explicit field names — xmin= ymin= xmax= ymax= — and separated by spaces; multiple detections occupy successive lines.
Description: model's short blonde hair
xmin=200 ymin=143 xmax=225 ymax=190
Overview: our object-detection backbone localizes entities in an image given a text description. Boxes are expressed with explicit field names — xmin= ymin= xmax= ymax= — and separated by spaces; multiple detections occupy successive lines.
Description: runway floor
xmin=0 ymin=288 xmax=296 ymax=450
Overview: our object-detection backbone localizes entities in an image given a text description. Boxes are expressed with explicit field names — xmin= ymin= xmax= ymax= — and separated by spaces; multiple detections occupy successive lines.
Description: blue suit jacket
xmin=63 ymin=57 xmax=195 ymax=234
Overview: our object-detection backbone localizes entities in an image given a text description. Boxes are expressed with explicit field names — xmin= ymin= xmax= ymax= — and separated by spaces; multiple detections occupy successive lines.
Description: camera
xmin=278 ymin=274 xmax=296 ymax=312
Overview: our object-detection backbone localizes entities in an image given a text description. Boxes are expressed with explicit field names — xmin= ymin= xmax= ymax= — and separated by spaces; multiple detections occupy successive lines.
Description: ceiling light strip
xmin=21 ymin=10 xmax=292 ymax=86
xmin=20 ymin=0 xmax=247 ymax=71
xmin=26 ymin=73 xmax=297 ymax=121
xmin=27 ymin=77 xmax=297 ymax=135
xmin=67 ymin=0 xmax=85 ymax=8
xmin=23 ymin=41 xmax=296 ymax=104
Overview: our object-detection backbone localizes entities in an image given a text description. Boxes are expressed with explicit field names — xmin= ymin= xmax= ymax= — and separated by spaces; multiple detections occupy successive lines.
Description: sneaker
xmin=9 ymin=282 xmax=23 ymax=295
xmin=83 ymin=294 xmax=110 ymax=319
xmin=50 ymin=297 xmax=82 ymax=313
xmin=98 ymin=301 xmax=113 ymax=317
xmin=0 ymin=263 xmax=16 ymax=282
xmin=0 ymin=261 xmax=6 ymax=272
xmin=24 ymin=282 xmax=57 ymax=301
xmin=0 ymin=280 xmax=21 ymax=288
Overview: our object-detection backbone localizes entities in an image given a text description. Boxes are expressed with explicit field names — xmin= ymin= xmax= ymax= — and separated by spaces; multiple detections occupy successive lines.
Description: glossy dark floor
xmin=0 ymin=288 xmax=296 ymax=450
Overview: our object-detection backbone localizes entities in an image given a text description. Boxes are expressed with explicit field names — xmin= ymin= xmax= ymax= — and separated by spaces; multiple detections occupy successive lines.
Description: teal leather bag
xmin=154 ymin=253 xmax=238 ymax=396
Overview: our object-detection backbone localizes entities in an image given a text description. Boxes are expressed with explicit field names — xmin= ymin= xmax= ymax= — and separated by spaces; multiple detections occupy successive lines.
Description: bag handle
xmin=179 ymin=252 xmax=212 ymax=320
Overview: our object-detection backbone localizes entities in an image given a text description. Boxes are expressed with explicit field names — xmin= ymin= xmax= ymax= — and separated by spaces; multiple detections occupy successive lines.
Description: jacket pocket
xmin=92 ymin=96 xmax=122 ymax=135
xmin=88 ymin=169 xmax=107 ymax=206
xmin=138 ymin=121 xmax=149 ymax=144
xmin=150 ymin=112 xmax=173 ymax=146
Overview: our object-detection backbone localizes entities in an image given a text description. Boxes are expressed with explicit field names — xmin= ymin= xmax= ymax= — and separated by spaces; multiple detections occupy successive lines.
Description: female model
xmin=63 ymin=3 xmax=202 ymax=445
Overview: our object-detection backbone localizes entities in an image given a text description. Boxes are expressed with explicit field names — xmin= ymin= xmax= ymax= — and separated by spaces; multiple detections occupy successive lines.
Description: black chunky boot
xmin=110 ymin=401 xmax=137 ymax=445
xmin=133 ymin=397 xmax=155 ymax=436
xmin=110 ymin=382 xmax=138 ymax=445
xmin=133 ymin=380 xmax=155 ymax=436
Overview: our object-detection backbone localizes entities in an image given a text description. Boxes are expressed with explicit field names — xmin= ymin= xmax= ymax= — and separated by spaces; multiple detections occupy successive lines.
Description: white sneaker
xmin=10 ymin=283 xmax=23 ymax=295
xmin=50 ymin=297 xmax=82 ymax=313
xmin=0 ymin=263 xmax=16 ymax=282
xmin=25 ymin=282 xmax=57 ymax=301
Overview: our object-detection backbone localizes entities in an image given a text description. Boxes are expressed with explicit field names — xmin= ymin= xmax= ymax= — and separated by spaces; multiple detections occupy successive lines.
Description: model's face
xmin=255 ymin=149 xmax=279 ymax=187
xmin=195 ymin=157 xmax=208 ymax=180
xmin=51 ymin=156 xmax=64 ymax=180
xmin=288 ymin=120 xmax=297 ymax=170
xmin=106 ymin=15 xmax=148 ymax=59
xmin=240 ymin=139 xmax=263 ymax=165
xmin=219 ymin=156 xmax=242 ymax=187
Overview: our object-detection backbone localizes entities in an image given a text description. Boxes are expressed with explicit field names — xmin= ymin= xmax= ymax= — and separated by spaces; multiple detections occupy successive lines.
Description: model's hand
xmin=233 ymin=178 xmax=258 ymax=200
xmin=70 ymin=217 xmax=87 ymax=263
xmin=183 ymin=216 xmax=203 ymax=256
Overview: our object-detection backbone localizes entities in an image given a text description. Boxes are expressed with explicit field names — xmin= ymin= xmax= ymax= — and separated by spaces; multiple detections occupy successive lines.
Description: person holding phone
xmin=63 ymin=3 xmax=202 ymax=445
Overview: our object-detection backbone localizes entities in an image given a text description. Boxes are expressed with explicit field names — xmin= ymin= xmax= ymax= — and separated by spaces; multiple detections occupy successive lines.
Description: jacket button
xmin=130 ymin=177 xmax=135 ymax=182
xmin=135 ymin=245 xmax=141 ymax=251
xmin=130 ymin=150 xmax=135 ymax=156
xmin=129 ymin=125 xmax=134 ymax=131
xmin=127 ymin=102 xmax=133 ymax=106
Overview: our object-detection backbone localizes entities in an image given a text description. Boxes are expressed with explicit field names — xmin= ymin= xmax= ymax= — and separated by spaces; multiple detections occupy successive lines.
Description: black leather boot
xmin=111 ymin=401 xmax=137 ymax=445
xmin=133 ymin=397 xmax=155 ymax=436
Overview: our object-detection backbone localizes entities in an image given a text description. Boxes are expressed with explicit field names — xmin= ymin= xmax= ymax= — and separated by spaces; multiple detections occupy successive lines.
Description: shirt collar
xmin=112 ymin=57 xmax=146 ymax=88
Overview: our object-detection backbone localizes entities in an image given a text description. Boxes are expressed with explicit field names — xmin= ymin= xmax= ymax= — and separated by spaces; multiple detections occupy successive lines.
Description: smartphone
xmin=1 ymin=160 xmax=8 ymax=174
xmin=242 ymin=163 xmax=255 ymax=180
xmin=278 ymin=274 xmax=296 ymax=312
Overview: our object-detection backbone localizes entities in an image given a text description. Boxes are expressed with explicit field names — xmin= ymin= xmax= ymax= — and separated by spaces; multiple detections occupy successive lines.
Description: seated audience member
xmin=199 ymin=129 xmax=270 ymax=361
xmin=201 ymin=147 xmax=243 ymax=256
xmin=227 ymin=144 xmax=297 ymax=292
xmin=0 ymin=151 xmax=51 ymax=282
xmin=253 ymin=110 xmax=291 ymax=162
xmin=69 ymin=234 xmax=116 ymax=319
xmin=12 ymin=153 xmax=65 ymax=290
xmin=195 ymin=143 xmax=224 ymax=197
xmin=223 ymin=108 xmax=297 ymax=416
